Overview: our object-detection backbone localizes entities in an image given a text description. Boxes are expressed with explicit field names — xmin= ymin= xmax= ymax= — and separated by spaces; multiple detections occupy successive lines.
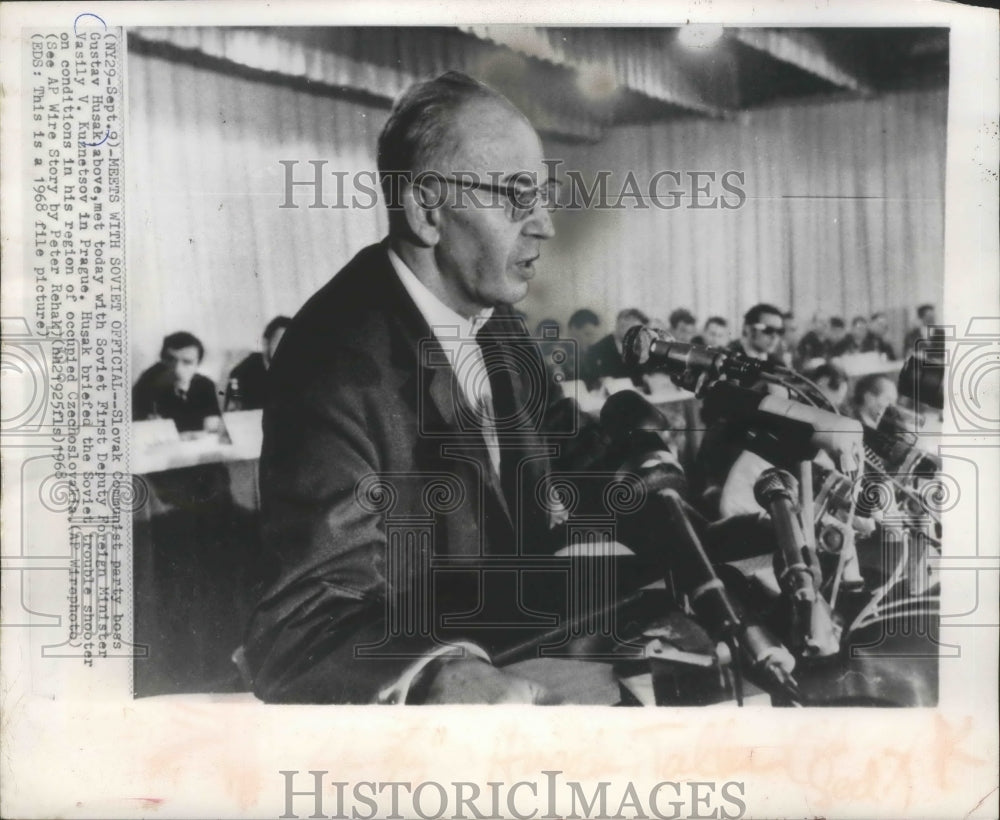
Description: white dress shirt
xmin=388 ymin=247 xmax=501 ymax=479
xmin=380 ymin=247 xmax=498 ymax=701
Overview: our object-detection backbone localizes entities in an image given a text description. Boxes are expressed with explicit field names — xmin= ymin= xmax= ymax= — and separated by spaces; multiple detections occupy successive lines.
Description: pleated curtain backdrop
xmin=522 ymin=89 xmax=946 ymax=344
xmin=126 ymin=44 xmax=945 ymax=384
xmin=127 ymin=49 xmax=390 ymax=383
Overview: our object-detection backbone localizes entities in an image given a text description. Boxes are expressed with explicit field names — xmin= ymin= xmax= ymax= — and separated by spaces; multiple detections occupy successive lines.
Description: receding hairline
xmin=441 ymin=97 xmax=541 ymax=172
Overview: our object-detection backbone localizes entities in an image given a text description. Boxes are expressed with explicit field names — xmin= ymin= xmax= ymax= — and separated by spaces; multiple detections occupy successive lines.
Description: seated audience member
xmin=698 ymin=316 xmax=730 ymax=348
xmin=796 ymin=312 xmax=829 ymax=365
xmin=566 ymin=308 xmax=601 ymax=361
xmin=668 ymin=308 xmax=697 ymax=343
xmin=582 ymin=307 xmax=648 ymax=390
xmin=849 ymin=316 xmax=868 ymax=351
xmin=904 ymin=304 xmax=939 ymax=354
xmin=852 ymin=373 xmax=898 ymax=429
xmin=805 ymin=362 xmax=849 ymax=412
xmin=728 ymin=303 xmax=786 ymax=374
xmin=828 ymin=316 xmax=856 ymax=357
xmin=133 ymin=331 xmax=220 ymax=432
xmin=225 ymin=316 xmax=291 ymax=411
xmin=861 ymin=311 xmax=897 ymax=360
xmin=697 ymin=304 xmax=788 ymax=510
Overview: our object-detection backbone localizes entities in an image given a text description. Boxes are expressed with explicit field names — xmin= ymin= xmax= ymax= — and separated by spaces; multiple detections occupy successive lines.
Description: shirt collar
xmin=740 ymin=339 xmax=768 ymax=360
xmin=388 ymin=246 xmax=494 ymax=341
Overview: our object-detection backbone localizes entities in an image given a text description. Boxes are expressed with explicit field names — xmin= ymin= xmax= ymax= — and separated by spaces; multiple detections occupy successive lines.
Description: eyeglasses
xmin=750 ymin=323 xmax=786 ymax=337
xmin=420 ymin=173 xmax=561 ymax=222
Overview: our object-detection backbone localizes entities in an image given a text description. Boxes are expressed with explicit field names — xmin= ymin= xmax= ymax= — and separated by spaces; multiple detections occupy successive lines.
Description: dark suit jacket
xmin=904 ymin=326 xmax=943 ymax=356
xmin=132 ymin=364 xmax=219 ymax=432
xmin=581 ymin=333 xmax=641 ymax=390
xmin=244 ymin=241 xmax=559 ymax=703
xmin=796 ymin=331 xmax=828 ymax=363
xmin=225 ymin=352 xmax=268 ymax=410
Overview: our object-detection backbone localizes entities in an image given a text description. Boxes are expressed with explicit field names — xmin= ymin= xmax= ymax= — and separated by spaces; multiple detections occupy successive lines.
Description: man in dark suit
xmin=727 ymin=302 xmax=787 ymax=377
xmin=904 ymin=303 xmax=940 ymax=355
xmin=581 ymin=307 xmax=648 ymax=390
xmin=566 ymin=308 xmax=601 ymax=361
xmin=828 ymin=317 xmax=857 ymax=357
xmin=667 ymin=308 xmax=697 ymax=344
xmin=244 ymin=72 xmax=572 ymax=704
xmin=223 ymin=316 xmax=291 ymax=411
xmin=796 ymin=312 xmax=829 ymax=366
xmin=698 ymin=304 xmax=788 ymax=498
xmin=132 ymin=331 xmax=220 ymax=433
xmin=861 ymin=311 xmax=897 ymax=360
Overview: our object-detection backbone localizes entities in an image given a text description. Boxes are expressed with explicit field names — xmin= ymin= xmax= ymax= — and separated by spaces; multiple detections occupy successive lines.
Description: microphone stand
xmin=658 ymin=491 xmax=802 ymax=706
xmin=754 ymin=469 xmax=842 ymax=661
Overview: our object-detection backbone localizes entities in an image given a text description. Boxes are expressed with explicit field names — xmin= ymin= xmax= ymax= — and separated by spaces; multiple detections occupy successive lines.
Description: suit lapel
xmin=379 ymin=245 xmax=515 ymax=534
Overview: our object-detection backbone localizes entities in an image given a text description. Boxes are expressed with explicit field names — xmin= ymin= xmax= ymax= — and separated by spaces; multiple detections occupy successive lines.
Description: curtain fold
xmin=525 ymin=88 xmax=946 ymax=350
xmin=126 ymin=49 xmax=388 ymax=383
xmin=126 ymin=43 xmax=945 ymax=384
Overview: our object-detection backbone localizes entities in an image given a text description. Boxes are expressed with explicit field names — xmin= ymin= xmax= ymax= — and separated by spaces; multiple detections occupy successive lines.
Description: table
xmin=833 ymin=353 xmax=904 ymax=380
xmin=132 ymin=423 xmax=266 ymax=696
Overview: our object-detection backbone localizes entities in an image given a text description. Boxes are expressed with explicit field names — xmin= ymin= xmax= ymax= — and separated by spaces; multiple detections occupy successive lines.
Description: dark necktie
xmin=476 ymin=329 xmax=522 ymax=515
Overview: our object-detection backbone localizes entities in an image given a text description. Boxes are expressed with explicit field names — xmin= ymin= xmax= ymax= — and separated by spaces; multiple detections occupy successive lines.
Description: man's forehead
xmin=165 ymin=346 xmax=199 ymax=359
xmin=447 ymin=100 xmax=546 ymax=177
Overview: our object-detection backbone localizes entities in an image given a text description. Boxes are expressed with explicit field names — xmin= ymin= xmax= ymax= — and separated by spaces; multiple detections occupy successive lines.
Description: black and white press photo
xmin=1 ymin=3 xmax=997 ymax=819
xmin=126 ymin=24 xmax=950 ymax=706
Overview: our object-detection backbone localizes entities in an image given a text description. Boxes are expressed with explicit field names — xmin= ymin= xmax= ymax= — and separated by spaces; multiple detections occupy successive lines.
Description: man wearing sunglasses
xmin=245 ymin=72 xmax=565 ymax=704
xmin=728 ymin=302 xmax=787 ymax=374
xmin=697 ymin=303 xmax=789 ymax=511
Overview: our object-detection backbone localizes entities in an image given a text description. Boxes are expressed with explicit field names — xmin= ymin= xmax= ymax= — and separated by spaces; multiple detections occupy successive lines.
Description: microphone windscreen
xmin=753 ymin=467 xmax=798 ymax=509
xmin=600 ymin=390 xmax=669 ymax=436
xmin=543 ymin=396 xmax=584 ymax=436
xmin=622 ymin=324 xmax=671 ymax=368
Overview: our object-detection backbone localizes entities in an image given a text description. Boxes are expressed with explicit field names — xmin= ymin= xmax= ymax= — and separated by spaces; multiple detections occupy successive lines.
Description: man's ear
xmin=401 ymin=183 xmax=442 ymax=247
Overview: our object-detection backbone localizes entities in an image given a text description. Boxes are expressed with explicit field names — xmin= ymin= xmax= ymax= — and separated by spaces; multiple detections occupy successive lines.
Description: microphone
xmin=704 ymin=381 xmax=865 ymax=474
xmin=753 ymin=468 xmax=840 ymax=658
xmin=599 ymin=389 xmax=670 ymax=436
xmin=543 ymin=397 xmax=608 ymax=473
xmin=739 ymin=623 xmax=800 ymax=700
xmin=622 ymin=325 xmax=769 ymax=382
xmin=597 ymin=391 xmax=687 ymax=494
xmin=659 ymin=490 xmax=740 ymax=639
xmin=658 ymin=490 xmax=799 ymax=700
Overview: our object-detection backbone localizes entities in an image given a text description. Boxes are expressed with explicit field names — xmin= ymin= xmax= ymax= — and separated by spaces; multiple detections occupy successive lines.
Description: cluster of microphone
xmin=622 ymin=323 xmax=778 ymax=379
xmin=548 ymin=327 xmax=942 ymax=706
